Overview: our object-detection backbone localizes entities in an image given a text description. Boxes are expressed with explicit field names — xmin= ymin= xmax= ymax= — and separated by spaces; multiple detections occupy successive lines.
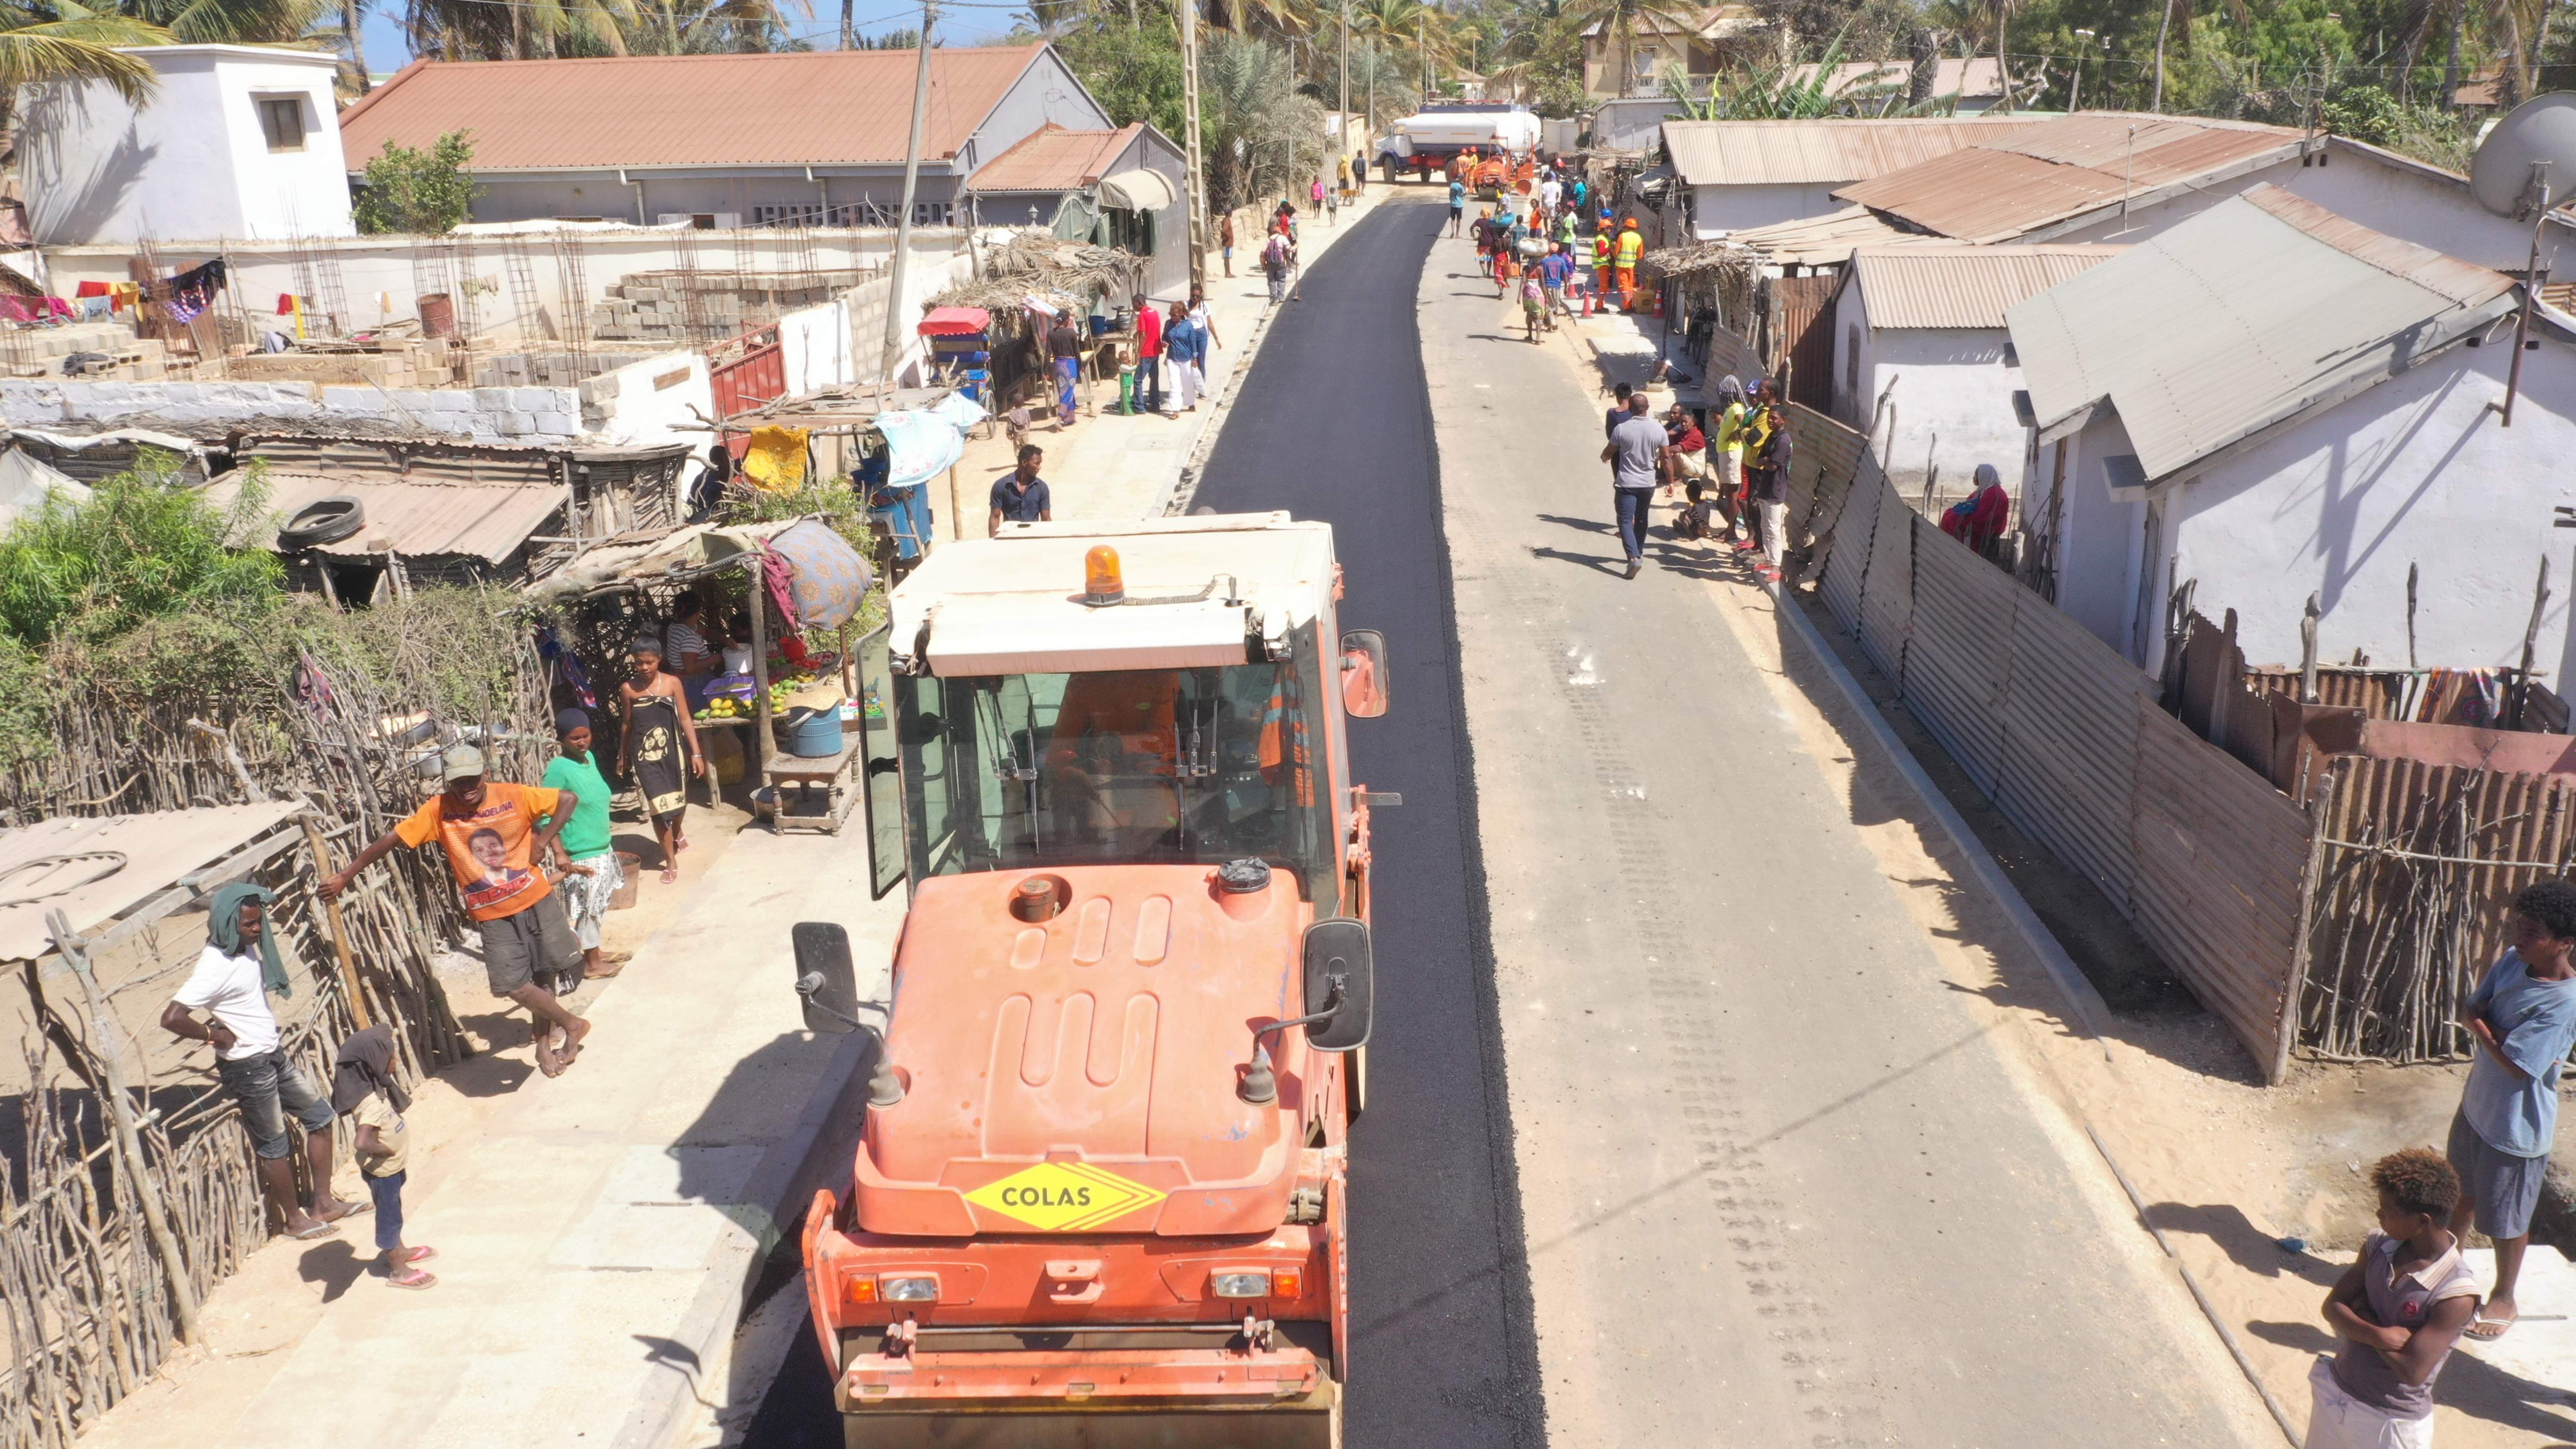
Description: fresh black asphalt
xmin=746 ymin=191 xmax=1545 ymax=1448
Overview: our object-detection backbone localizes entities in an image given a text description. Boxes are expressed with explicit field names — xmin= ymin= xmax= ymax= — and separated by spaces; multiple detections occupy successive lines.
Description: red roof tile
xmin=338 ymin=46 xmax=1050 ymax=171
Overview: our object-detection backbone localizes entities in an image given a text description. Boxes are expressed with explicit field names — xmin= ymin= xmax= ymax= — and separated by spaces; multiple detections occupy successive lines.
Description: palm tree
xmin=1561 ymin=0 xmax=1702 ymax=99
xmin=0 ymin=6 xmax=166 ymax=99
xmin=1200 ymin=30 xmax=1325 ymax=209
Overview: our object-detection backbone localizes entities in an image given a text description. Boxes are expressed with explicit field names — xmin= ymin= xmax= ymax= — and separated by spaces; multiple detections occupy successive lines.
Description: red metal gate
xmin=709 ymin=324 xmax=785 ymax=417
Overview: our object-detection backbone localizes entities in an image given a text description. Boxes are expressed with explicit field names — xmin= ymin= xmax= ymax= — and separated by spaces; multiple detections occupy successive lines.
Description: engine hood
xmin=852 ymin=864 xmax=1315 ymax=1238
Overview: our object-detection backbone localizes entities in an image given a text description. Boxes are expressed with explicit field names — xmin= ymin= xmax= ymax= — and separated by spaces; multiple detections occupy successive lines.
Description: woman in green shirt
xmin=541 ymin=709 xmax=628 ymax=981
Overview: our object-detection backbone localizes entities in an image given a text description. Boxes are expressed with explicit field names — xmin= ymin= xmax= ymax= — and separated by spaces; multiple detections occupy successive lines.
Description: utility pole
xmin=1420 ymin=12 xmax=1429 ymax=101
xmin=2151 ymin=0 xmax=2174 ymax=111
xmin=2070 ymin=28 xmax=2091 ymax=112
xmin=879 ymin=0 xmax=937 ymax=390
xmin=1340 ymin=3 xmax=1352 ymax=164
xmin=1181 ymin=0 xmax=1209 ymax=290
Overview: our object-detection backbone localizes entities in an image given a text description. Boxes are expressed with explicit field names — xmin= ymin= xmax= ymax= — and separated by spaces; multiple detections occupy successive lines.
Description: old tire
xmin=277 ymin=495 xmax=364 ymax=549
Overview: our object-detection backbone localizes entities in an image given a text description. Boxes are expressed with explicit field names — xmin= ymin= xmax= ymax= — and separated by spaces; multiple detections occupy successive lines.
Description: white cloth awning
xmin=1099 ymin=168 xmax=1176 ymax=211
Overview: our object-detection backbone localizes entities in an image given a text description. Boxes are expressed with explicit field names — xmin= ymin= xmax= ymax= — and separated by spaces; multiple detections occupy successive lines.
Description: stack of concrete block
xmin=587 ymin=269 xmax=876 ymax=342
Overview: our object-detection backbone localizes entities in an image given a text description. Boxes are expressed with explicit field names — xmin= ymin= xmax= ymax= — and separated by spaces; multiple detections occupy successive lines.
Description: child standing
xmin=2309 ymin=1149 xmax=2478 ymax=1448
xmin=335 ymin=1026 xmax=435 ymax=1290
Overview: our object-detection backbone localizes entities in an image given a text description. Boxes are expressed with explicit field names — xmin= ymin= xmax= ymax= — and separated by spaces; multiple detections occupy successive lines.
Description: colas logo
xmin=966 ymin=1162 xmax=1166 ymax=1232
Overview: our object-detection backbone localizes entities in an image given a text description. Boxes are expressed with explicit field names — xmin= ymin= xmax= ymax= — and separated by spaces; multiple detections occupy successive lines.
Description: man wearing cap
xmin=323 ymin=744 xmax=594 ymax=1075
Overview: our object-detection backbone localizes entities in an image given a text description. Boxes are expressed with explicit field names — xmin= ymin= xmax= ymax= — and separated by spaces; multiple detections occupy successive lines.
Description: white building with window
xmin=18 ymin=44 xmax=353 ymax=245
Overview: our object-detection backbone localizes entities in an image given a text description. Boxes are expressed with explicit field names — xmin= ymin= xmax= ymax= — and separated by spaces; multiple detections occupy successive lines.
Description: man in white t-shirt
xmin=160 ymin=884 xmax=356 ymax=1239
xmin=1538 ymin=176 xmax=1563 ymax=213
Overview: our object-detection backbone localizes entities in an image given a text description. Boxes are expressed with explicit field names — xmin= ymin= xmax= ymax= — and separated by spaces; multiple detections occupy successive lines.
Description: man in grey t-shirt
xmin=1600 ymin=392 xmax=1664 ymax=578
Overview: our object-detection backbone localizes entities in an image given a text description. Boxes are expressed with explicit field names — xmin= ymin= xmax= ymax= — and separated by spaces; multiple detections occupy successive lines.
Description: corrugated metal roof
xmin=0 ymin=803 xmax=304 ymax=963
xmin=337 ymin=46 xmax=1046 ymax=172
xmin=1834 ymin=112 xmax=2304 ymax=243
xmin=1725 ymin=203 xmax=1935 ymax=264
xmin=1847 ymin=245 xmax=2125 ymax=329
xmin=1784 ymin=57 xmax=2004 ymax=98
xmin=207 ymin=470 xmax=568 ymax=563
xmin=969 ymin=124 xmax=1140 ymax=193
xmin=1661 ymin=117 xmax=2041 ymax=186
xmin=2005 ymin=184 xmax=2517 ymax=484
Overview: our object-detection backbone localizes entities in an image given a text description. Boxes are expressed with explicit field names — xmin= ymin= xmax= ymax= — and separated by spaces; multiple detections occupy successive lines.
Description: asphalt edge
xmin=1399 ymin=207 xmax=1556 ymax=1449
xmin=1186 ymin=194 xmax=1554 ymax=1445
xmin=1156 ymin=191 xmax=1390 ymax=518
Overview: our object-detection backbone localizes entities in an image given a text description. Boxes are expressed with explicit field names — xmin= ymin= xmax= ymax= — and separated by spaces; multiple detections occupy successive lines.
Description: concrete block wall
xmin=0 ymin=375 xmax=589 ymax=446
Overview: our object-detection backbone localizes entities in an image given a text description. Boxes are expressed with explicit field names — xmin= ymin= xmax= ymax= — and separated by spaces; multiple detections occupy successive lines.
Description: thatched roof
xmin=932 ymin=230 xmax=1147 ymax=314
xmin=1644 ymin=237 xmax=1760 ymax=284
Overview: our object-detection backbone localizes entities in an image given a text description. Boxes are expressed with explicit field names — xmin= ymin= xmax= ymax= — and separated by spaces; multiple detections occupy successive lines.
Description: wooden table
xmin=761 ymin=732 xmax=863 ymax=836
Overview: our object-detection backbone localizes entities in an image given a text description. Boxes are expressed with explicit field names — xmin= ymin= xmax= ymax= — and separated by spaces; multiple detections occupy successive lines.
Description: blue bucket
xmin=781 ymin=707 xmax=843 ymax=758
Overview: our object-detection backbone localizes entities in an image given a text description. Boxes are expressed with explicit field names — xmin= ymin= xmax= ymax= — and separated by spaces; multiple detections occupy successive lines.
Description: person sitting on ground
xmin=162 ymin=884 xmax=359 ymax=1240
xmin=2309 ymin=1149 xmax=2479 ymax=1449
xmin=1674 ymin=478 xmax=1718 ymax=541
xmin=540 ymin=709 xmax=629 ymax=982
xmin=324 ymin=744 xmax=594 ymax=1076
xmin=334 ymin=1024 xmax=434 ymax=1290
xmin=1659 ymin=404 xmax=1708 ymax=499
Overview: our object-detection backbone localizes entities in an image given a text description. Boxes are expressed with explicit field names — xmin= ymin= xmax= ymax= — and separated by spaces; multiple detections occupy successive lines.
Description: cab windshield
xmin=895 ymin=633 xmax=1335 ymax=908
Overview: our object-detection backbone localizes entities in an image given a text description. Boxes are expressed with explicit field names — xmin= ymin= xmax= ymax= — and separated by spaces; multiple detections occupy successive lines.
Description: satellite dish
xmin=2471 ymin=92 xmax=2576 ymax=218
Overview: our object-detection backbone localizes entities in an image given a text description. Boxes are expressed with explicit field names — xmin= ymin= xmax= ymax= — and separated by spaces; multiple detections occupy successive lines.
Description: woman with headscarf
xmin=1710 ymin=375 xmax=1751 ymax=542
xmin=541 ymin=708 xmax=628 ymax=980
xmin=334 ymin=1025 xmax=434 ymax=1289
xmin=161 ymin=883 xmax=358 ymax=1239
xmin=619 ymin=638 xmax=702 ymax=885
xmin=1940 ymin=462 xmax=2014 ymax=557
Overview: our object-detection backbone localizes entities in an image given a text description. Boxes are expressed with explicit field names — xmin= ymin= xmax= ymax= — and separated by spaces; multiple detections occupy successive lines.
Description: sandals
xmin=2465 ymin=1315 xmax=2518 ymax=1341
xmin=287 ymin=1220 xmax=340 ymax=1241
xmin=386 ymin=1265 xmax=437 ymax=1291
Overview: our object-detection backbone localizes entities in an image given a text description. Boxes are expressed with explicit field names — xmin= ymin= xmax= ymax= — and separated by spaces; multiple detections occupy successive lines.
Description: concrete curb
xmin=614 ymin=1021 xmax=881 ymax=1449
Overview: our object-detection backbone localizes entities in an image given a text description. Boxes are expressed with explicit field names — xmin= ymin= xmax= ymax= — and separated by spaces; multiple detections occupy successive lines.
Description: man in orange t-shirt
xmin=323 ymin=744 xmax=594 ymax=1075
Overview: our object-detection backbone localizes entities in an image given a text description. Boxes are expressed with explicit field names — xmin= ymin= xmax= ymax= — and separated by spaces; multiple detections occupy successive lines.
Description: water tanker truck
xmin=1378 ymin=101 xmax=1544 ymax=181
xmin=791 ymin=512 xmax=1393 ymax=1448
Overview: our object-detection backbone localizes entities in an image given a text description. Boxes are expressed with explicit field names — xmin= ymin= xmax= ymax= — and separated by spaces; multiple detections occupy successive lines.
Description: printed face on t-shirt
xmin=397 ymin=782 xmax=559 ymax=921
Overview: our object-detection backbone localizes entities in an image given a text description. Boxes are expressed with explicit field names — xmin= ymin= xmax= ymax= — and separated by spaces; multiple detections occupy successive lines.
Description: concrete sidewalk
xmin=82 ymin=824 xmax=901 ymax=1449
xmin=954 ymin=184 xmax=1397 ymax=525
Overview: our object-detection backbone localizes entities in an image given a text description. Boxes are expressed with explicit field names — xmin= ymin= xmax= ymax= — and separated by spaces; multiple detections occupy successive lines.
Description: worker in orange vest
xmin=1592 ymin=227 xmax=1615 ymax=305
xmin=1614 ymin=218 xmax=1644 ymax=305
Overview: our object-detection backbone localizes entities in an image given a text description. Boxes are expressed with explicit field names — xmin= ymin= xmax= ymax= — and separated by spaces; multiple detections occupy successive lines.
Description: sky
xmin=355 ymin=6 xmax=1028 ymax=76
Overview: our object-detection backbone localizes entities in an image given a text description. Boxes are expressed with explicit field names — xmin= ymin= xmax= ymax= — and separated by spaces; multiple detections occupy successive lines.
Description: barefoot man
xmin=2447 ymin=878 xmax=2576 ymax=1342
xmin=323 ymin=744 xmax=594 ymax=1076
xmin=162 ymin=883 xmax=360 ymax=1238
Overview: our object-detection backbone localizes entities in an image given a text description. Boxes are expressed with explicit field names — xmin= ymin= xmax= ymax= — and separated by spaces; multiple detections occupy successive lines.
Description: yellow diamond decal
xmin=966 ymin=1162 xmax=1167 ymax=1232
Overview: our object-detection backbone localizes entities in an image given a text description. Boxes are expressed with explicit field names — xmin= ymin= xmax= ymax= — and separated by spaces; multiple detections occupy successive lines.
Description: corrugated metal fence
xmin=1793 ymin=407 xmax=2318 ymax=1079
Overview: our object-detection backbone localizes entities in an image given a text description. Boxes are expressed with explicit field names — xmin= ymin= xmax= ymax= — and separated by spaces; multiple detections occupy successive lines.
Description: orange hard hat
xmin=1623 ymin=217 xmax=1638 ymax=227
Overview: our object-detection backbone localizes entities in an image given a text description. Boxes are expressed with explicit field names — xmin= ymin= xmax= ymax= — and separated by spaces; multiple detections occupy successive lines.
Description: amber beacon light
xmin=1083 ymin=545 xmax=1126 ymax=606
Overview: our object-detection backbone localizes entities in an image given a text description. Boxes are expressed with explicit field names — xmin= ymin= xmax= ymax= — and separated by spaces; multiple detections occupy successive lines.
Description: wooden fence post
xmin=2275 ymin=771 xmax=2337 ymax=1084
xmin=43 ymin=910 xmax=203 ymax=1346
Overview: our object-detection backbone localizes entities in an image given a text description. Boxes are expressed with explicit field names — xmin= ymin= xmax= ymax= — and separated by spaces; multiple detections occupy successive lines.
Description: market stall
xmin=525 ymin=516 xmax=874 ymax=833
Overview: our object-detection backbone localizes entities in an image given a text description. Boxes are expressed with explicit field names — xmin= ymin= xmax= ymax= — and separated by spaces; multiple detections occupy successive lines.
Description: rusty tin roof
xmin=1833 ymin=113 xmax=2306 ymax=243
xmin=210 ymin=470 xmax=568 ymax=563
xmin=1843 ymin=244 xmax=2125 ymax=329
xmin=969 ymin=123 xmax=1142 ymax=193
xmin=1660 ymin=117 xmax=2041 ymax=187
